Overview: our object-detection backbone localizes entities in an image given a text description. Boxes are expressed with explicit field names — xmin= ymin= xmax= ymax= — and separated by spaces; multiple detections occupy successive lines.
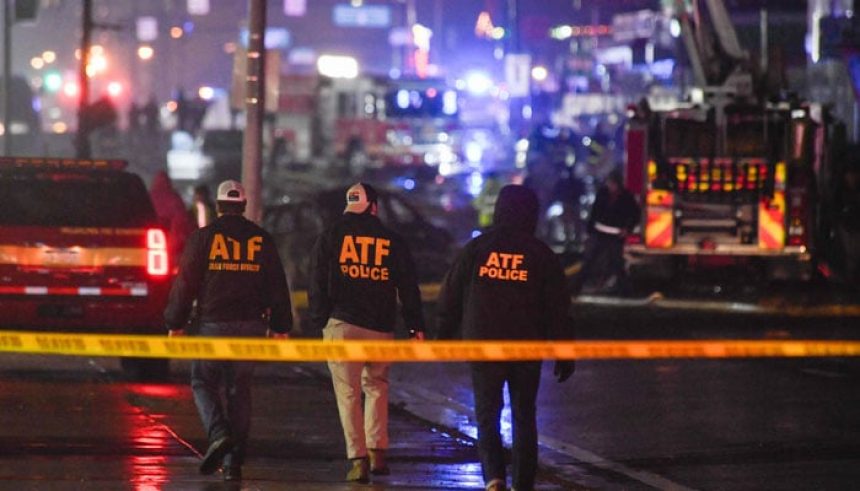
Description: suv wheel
xmin=120 ymin=357 xmax=171 ymax=382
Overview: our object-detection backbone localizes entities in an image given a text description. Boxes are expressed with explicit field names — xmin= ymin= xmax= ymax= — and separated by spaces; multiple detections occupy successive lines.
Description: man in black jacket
xmin=308 ymin=182 xmax=426 ymax=483
xmin=164 ymin=180 xmax=293 ymax=482
xmin=437 ymin=184 xmax=574 ymax=491
xmin=571 ymin=169 xmax=640 ymax=295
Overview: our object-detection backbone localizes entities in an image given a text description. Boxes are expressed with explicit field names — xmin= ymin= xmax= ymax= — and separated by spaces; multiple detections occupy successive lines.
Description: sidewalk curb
xmin=574 ymin=293 xmax=860 ymax=317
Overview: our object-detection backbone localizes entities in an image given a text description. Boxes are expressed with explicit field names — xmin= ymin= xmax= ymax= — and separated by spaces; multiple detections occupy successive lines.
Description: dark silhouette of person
xmin=572 ymin=169 xmax=640 ymax=295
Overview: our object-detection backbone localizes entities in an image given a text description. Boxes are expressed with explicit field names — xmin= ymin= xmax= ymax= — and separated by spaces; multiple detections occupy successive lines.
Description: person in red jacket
xmin=437 ymin=184 xmax=575 ymax=491
xmin=149 ymin=170 xmax=195 ymax=259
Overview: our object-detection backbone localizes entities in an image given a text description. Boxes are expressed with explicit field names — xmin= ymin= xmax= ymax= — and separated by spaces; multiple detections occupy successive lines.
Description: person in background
xmin=474 ymin=171 xmax=504 ymax=230
xmin=149 ymin=170 xmax=195 ymax=260
xmin=308 ymin=182 xmax=426 ymax=484
xmin=836 ymin=162 xmax=860 ymax=287
xmin=437 ymin=184 xmax=575 ymax=491
xmin=550 ymin=167 xmax=587 ymax=253
xmin=164 ymin=180 xmax=293 ymax=482
xmin=189 ymin=184 xmax=216 ymax=228
xmin=571 ymin=169 xmax=640 ymax=295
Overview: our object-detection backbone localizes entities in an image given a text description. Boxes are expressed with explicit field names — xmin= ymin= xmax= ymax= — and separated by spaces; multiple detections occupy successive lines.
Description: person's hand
xmin=410 ymin=330 xmax=426 ymax=341
xmin=168 ymin=329 xmax=186 ymax=337
xmin=267 ymin=329 xmax=290 ymax=340
xmin=553 ymin=360 xmax=575 ymax=383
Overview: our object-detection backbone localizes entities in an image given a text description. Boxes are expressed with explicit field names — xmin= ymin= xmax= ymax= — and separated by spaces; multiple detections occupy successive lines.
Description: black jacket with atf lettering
xmin=164 ymin=214 xmax=293 ymax=333
xmin=308 ymin=212 xmax=425 ymax=334
xmin=437 ymin=185 xmax=572 ymax=341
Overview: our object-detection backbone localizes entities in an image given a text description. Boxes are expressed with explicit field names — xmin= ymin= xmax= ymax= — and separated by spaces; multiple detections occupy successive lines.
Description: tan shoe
xmin=369 ymin=448 xmax=390 ymax=475
xmin=346 ymin=457 xmax=369 ymax=483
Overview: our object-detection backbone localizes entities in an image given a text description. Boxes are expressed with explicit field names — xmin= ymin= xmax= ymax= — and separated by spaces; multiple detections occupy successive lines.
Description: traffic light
xmin=14 ymin=0 xmax=39 ymax=22
xmin=44 ymin=71 xmax=62 ymax=93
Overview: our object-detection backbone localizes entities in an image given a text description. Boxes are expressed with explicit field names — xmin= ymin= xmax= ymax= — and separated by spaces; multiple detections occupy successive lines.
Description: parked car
xmin=263 ymin=185 xmax=457 ymax=291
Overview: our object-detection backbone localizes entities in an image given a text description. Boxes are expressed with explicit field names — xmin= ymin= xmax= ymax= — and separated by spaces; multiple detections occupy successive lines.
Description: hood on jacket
xmin=492 ymin=184 xmax=539 ymax=235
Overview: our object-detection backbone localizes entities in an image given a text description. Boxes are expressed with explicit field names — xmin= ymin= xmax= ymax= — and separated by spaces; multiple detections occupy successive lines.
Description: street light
xmin=531 ymin=65 xmax=548 ymax=82
xmin=317 ymin=55 xmax=359 ymax=79
xmin=137 ymin=45 xmax=154 ymax=61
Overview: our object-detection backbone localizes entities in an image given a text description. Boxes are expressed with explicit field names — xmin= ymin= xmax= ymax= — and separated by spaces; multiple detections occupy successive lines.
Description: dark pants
xmin=471 ymin=361 xmax=542 ymax=491
xmin=191 ymin=320 xmax=266 ymax=468
xmin=573 ymin=232 xmax=626 ymax=294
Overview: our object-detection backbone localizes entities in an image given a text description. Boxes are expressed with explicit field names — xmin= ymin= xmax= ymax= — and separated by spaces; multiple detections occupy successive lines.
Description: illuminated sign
xmin=284 ymin=0 xmax=306 ymax=17
xmin=505 ymin=54 xmax=531 ymax=97
xmin=612 ymin=9 xmax=657 ymax=42
xmin=239 ymin=27 xmax=291 ymax=50
xmin=136 ymin=16 xmax=158 ymax=42
xmin=333 ymin=4 xmax=391 ymax=28
xmin=187 ymin=0 xmax=209 ymax=15
xmin=389 ymin=27 xmax=411 ymax=47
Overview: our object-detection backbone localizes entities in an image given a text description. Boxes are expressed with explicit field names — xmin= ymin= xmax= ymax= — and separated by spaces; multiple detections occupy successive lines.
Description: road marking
xmin=539 ymin=434 xmax=697 ymax=491
xmin=389 ymin=376 xmax=697 ymax=490
xmin=574 ymin=294 xmax=860 ymax=317
xmin=800 ymin=368 xmax=846 ymax=379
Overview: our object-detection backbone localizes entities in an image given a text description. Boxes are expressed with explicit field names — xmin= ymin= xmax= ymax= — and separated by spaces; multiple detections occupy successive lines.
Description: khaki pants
xmin=323 ymin=318 xmax=393 ymax=459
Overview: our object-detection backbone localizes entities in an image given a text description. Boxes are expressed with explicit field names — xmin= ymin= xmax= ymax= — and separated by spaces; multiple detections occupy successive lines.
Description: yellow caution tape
xmin=1 ymin=331 xmax=859 ymax=361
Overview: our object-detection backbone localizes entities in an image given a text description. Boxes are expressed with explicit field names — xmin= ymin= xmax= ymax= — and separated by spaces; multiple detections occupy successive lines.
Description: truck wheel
xmin=120 ymin=357 xmax=171 ymax=382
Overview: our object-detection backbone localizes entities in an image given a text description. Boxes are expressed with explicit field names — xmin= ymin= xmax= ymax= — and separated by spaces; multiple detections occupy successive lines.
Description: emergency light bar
xmin=0 ymin=157 xmax=128 ymax=171
xmin=650 ymin=158 xmax=774 ymax=196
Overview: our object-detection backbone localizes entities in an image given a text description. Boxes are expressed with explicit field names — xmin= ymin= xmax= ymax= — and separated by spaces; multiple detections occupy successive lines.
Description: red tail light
xmin=147 ymin=229 xmax=169 ymax=276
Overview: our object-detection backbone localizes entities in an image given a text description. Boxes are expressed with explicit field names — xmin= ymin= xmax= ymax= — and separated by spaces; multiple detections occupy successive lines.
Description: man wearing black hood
xmin=437 ymin=184 xmax=575 ymax=491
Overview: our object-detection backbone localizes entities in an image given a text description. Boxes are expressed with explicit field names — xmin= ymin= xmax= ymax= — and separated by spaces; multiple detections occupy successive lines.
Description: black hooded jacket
xmin=436 ymin=185 xmax=572 ymax=341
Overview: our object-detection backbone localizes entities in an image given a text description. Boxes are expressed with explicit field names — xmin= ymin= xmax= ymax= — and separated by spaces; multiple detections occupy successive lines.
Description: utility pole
xmin=2 ymin=0 xmax=11 ymax=156
xmin=242 ymin=0 xmax=266 ymax=223
xmin=75 ymin=0 xmax=92 ymax=159
xmin=759 ymin=8 xmax=768 ymax=74
xmin=506 ymin=0 xmax=527 ymax=135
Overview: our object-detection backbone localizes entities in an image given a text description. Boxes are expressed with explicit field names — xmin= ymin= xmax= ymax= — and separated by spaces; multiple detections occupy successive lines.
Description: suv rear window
xmin=0 ymin=170 xmax=157 ymax=227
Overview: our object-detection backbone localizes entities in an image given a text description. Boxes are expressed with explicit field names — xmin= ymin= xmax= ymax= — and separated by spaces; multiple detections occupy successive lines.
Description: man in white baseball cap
xmin=216 ymin=179 xmax=247 ymax=203
xmin=165 ymin=179 xmax=293 ymax=482
xmin=343 ymin=182 xmax=379 ymax=214
xmin=309 ymin=181 xmax=425 ymax=483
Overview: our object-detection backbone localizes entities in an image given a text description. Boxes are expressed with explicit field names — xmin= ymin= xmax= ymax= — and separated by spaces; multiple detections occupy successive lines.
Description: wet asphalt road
xmin=1 ymin=286 xmax=859 ymax=490
xmin=0 ymin=355 xmax=496 ymax=491
xmin=392 ymin=295 xmax=860 ymax=491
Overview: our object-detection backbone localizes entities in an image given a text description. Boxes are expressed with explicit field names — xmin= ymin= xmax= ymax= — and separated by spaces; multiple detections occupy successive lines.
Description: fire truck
xmin=623 ymin=0 xmax=844 ymax=281
xmin=275 ymin=74 xmax=461 ymax=173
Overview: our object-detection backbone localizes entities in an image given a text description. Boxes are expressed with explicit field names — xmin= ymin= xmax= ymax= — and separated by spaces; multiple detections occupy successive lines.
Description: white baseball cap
xmin=344 ymin=182 xmax=378 ymax=214
xmin=216 ymin=180 xmax=246 ymax=203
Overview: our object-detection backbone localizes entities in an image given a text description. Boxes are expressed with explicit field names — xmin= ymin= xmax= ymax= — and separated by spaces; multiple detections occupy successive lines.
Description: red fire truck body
xmin=624 ymin=101 xmax=830 ymax=280
xmin=275 ymin=74 xmax=461 ymax=171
